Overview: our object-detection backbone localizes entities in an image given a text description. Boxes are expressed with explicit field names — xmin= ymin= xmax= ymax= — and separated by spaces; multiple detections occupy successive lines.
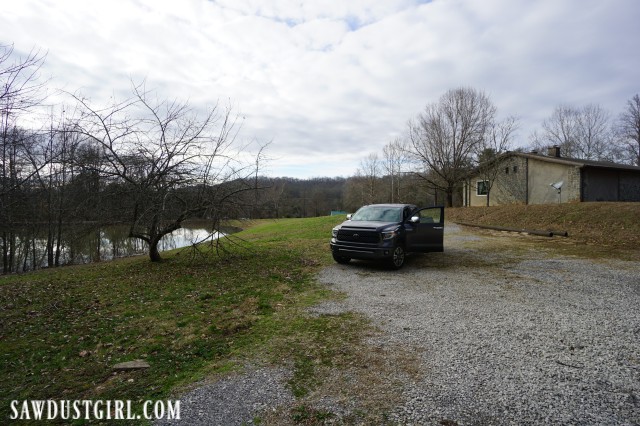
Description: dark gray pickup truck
xmin=330 ymin=203 xmax=444 ymax=269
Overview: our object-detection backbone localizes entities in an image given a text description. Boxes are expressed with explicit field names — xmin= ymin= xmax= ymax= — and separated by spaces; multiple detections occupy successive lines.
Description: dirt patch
xmin=259 ymin=337 xmax=422 ymax=424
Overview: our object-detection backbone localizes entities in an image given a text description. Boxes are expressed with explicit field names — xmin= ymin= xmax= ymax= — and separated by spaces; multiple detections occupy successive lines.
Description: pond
xmin=70 ymin=225 xmax=222 ymax=262
xmin=1 ymin=223 xmax=225 ymax=273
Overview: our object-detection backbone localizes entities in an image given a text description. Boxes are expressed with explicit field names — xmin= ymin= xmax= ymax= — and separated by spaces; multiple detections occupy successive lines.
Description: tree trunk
xmin=8 ymin=231 xmax=15 ymax=273
xmin=31 ymin=237 xmax=37 ymax=271
xmin=46 ymin=229 xmax=54 ymax=267
xmin=149 ymin=238 xmax=162 ymax=262
xmin=55 ymin=224 xmax=62 ymax=267
xmin=93 ymin=229 xmax=101 ymax=262
xmin=446 ymin=188 xmax=454 ymax=208
xmin=2 ymin=232 xmax=8 ymax=274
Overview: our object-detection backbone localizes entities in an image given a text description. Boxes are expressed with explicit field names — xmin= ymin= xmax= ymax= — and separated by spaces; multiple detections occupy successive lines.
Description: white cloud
xmin=2 ymin=0 xmax=639 ymax=177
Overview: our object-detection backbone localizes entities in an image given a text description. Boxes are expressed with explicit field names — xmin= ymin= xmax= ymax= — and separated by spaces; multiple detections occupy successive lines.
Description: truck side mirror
xmin=346 ymin=214 xmax=352 ymax=220
xmin=410 ymin=216 xmax=420 ymax=223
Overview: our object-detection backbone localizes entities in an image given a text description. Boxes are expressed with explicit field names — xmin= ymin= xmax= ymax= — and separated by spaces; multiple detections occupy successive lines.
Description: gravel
xmin=315 ymin=224 xmax=640 ymax=425
xmin=158 ymin=224 xmax=640 ymax=425
xmin=154 ymin=367 xmax=294 ymax=425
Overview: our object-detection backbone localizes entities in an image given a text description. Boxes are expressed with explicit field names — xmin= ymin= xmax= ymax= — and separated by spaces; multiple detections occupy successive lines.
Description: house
xmin=463 ymin=146 xmax=640 ymax=206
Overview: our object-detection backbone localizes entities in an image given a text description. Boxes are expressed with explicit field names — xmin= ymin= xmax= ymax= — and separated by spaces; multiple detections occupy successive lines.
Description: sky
xmin=2 ymin=0 xmax=639 ymax=178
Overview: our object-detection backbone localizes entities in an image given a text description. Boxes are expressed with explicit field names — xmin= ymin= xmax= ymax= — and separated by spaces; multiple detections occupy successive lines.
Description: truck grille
xmin=336 ymin=229 xmax=380 ymax=244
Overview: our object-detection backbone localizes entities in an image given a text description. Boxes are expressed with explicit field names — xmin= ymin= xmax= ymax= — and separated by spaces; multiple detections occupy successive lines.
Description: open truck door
xmin=404 ymin=206 xmax=444 ymax=253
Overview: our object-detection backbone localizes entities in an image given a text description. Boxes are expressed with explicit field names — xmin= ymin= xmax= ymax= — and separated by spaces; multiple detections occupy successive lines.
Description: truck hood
xmin=337 ymin=221 xmax=399 ymax=231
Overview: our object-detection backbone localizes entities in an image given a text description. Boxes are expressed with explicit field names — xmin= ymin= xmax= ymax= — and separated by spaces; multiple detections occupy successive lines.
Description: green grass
xmin=0 ymin=215 xmax=352 ymax=424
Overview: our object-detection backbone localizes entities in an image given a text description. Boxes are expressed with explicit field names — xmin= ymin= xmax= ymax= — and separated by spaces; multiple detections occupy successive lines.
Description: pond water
xmin=2 ymin=224 xmax=223 ymax=273
xmin=80 ymin=226 xmax=222 ymax=262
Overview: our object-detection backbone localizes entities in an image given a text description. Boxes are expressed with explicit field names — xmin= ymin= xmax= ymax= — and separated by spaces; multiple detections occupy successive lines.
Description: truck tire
xmin=389 ymin=245 xmax=405 ymax=269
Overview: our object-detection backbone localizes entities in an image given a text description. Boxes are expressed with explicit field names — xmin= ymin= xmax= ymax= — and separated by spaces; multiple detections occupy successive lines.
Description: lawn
xmin=1 ymin=215 xmax=363 ymax=423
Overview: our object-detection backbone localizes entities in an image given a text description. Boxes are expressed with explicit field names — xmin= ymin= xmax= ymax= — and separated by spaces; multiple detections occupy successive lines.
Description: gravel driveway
xmin=314 ymin=224 xmax=640 ymax=425
xmin=159 ymin=224 xmax=640 ymax=425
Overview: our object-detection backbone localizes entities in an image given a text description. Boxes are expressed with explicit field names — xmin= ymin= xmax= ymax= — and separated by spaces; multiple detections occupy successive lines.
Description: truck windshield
xmin=351 ymin=206 xmax=402 ymax=222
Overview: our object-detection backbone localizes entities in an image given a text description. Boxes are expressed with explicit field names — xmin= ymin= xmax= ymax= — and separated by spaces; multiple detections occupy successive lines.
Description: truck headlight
xmin=382 ymin=230 xmax=398 ymax=240
xmin=332 ymin=227 xmax=339 ymax=238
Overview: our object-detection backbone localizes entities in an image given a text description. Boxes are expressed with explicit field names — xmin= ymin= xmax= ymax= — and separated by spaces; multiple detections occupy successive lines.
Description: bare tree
xmin=28 ymin=106 xmax=86 ymax=268
xmin=71 ymin=82 xmax=260 ymax=262
xmin=382 ymin=138 xmax=408 ymax=203
xmin=0 ymin=44 xmax=47 ymax=111
xmin=357 ymin=152 xmax=381 ymax=204
xmin=0 ymin=44 xmax=48 ymax=273
xmin=532 ymin=103 xmax=614 ymax=160
xmin=408 ymin=87 xmax=496 ymax=207
xmin=474 ymin=116 xmax=519 ymax=206
xmin=575 ymin=104 xmax=613 ymax=160
xmin=531 ymin=105 xmax=577 ymax=154
xmin=0 ymin=44 xmax=49 ymax=191
xmin=1 ymin=44 xmax=48 ymax=198
xmin=616 ymin=94 xmax=640 ymax=166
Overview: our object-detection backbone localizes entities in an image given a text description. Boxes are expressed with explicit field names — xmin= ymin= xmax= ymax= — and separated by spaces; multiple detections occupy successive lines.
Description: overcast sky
xmin=3 ymin=0 xmax=639 ymax=178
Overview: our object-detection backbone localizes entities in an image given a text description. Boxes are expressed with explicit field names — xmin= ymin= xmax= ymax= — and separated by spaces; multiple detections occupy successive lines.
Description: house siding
xmin=526 ymin=157 xmax=580 ymax=204
xmin=465 ymin=152 xmax=640 ymax=206
xmin=465 ymin=179 xmax=489 ymax=206
xmin=466 ymin=156 xmax=527 ymax=206
xmin=567 ymin=166 xmax=581 ymax=202
xmin=493 ymin=156 xmax=528 ymax=205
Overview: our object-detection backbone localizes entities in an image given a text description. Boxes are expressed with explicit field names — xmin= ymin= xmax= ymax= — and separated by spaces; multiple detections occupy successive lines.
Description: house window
xmin=513 ymin=165 xmax=518 ymax=173
xmin=476 ymin=180 xmax=488 ymax=196
xmin=505 ymin=167 xmax=509 ymax=174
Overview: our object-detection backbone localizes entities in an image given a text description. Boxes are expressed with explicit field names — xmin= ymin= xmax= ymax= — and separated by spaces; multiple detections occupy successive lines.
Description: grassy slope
xmin=0 ymin=215 xmax=353 ymax=423
xmin=447 ymin=202 xmax=640 ymax=255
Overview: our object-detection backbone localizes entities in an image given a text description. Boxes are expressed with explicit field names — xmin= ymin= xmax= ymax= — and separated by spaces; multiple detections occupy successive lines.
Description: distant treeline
xmin=248 ymin=175 xmax=450 ymax=219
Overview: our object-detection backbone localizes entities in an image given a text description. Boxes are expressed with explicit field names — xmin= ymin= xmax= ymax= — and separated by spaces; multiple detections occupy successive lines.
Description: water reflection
xmin=86 ymin=226 xmax=220 ymax=262
xmin=3 ymin=225 xmax=220 ymax=273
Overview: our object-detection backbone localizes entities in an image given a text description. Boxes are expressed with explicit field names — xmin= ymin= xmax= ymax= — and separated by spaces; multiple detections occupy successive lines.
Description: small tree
xmin=72 ymin=82 xmax=261 ymax=262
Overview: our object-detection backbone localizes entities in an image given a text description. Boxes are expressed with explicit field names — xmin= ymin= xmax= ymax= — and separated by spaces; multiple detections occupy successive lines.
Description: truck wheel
xmin=389 ymin=245 xmax=405 ymax=269
xmin=332 ymin=253 xmax=351 ymax=264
